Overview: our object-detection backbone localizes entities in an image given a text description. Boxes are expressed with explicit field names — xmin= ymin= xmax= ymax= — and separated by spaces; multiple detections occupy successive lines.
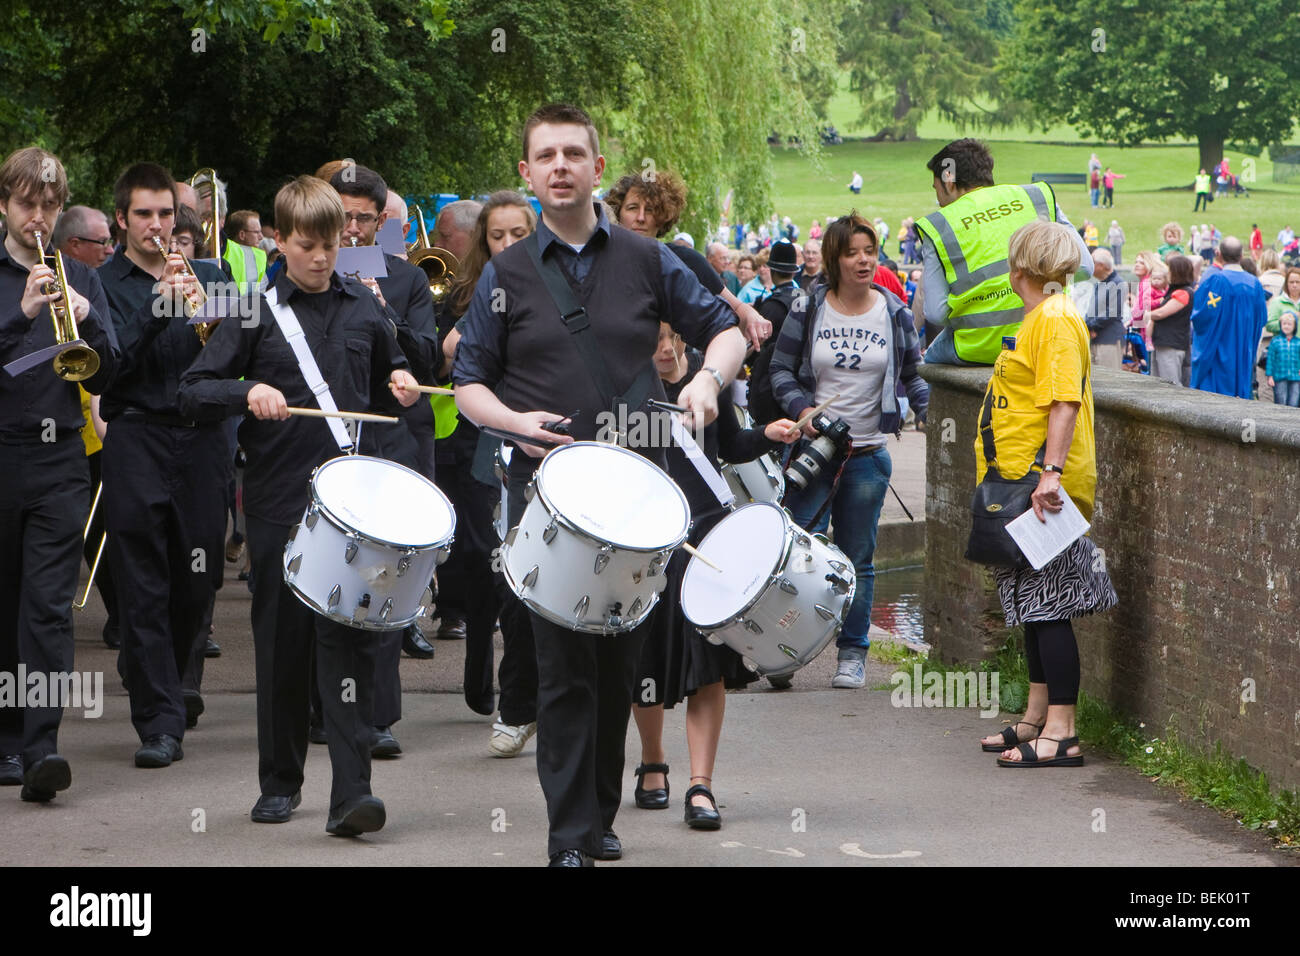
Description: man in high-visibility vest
xmin=916 ymin=139 xmax=1093 ymax=365
xmin=1194 ymin=168 xmax=1212 ymax=212
xmin=224 ymin=209 xmax=268 ymax=294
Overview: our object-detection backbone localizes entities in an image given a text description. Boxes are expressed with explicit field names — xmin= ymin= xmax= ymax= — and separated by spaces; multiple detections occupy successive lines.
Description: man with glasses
xmin=52 ymin=206 xmax=114 ymax=268
xmin=224 ymin=209 xmax=267 ymax=294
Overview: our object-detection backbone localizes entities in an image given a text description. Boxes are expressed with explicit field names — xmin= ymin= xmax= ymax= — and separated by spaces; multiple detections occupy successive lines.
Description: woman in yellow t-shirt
xmin=974 ymin=220 xmax=1116 ymax=767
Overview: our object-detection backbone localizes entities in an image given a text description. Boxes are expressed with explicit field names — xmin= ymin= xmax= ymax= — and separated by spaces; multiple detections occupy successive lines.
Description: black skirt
xmin=636 ymin=509 xmax=759 ymax=709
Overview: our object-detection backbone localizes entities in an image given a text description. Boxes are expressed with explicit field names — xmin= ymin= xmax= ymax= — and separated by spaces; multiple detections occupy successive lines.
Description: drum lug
xmin=814 ymin=603 xmax=835 ymax=621
xmin=542 ymin=519 xmax=558 ymax=545
xmin=573 ymin=595 xmax=590 ymax=619
xmin=524 ymin=481 xmax=536 ymax=503
xmin=328 ymin=585 xmax=342 ymax=611
xmin=503 ymin=527 xmax=518 ymax=549
xmin=378 ymin=597 xmax=394 ymax=623
xmin=778 ymin=643 xmax=799 ymax=661
xmin=353 ymin=593 xmax=371 ymax=623
xmin=606 ymin=601 xmax=623 ymax=630
xmin=305 ymin=507 xmax=320 ymax=531
xmin=778 ymin=577 xmax=798 ymax=595
xmin=627 ymin=596 xmax=643 ymax=619
xmin=741 ymin=617 xmax=763 ymax=635
xmin=703 ymin=631 xmax=724 ymax=646
xmin=522 ymin=565 xmax=539 ymax=589
xmin=828 ymin=559 xmax=849 ymax=574
xmin=344 ymin=537 xmax=359 ymax=564
xmin=741 ymin=656 xmax=759 ymax=674
xmin=647 ymin=551 xmax=667 ymax=578
xmin=795 ymin=532 xmax=811 ymax=548
xmin=825 ymin=573 xmax=852 ymax=595
xmin=435 ymin=545 xmax=451 ymax=566
xmin=593 ymin=545 xmax=613 ymax=575
xmin=286 ymin=552 xmax=303 ymax=575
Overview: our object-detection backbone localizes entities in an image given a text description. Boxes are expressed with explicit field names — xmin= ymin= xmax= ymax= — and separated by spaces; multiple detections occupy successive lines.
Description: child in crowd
xmin=1266 ymin=309 xmax=1300 ymax=407
xmin=1157 ymin=222 xmax=1184 ymax=258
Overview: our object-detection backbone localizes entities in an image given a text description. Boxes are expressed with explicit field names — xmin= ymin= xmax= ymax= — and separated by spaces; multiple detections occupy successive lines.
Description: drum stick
xmin=479 ymin=425 xmax=563 ymax=450
xmin=790 ymin=393 xmax=840 ymax=435
xmin=285 ymin=407 xmax=400 ymax=424
xmin=404 ymin=384 xmax=456 ymax=396
xmin=681 ymin=542 xmax=722 ymax=573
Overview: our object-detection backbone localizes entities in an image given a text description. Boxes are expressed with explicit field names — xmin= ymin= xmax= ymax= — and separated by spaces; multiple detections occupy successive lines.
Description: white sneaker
xmin=831 ymin=658 xmax=866 ymax=689
xmin=489 ymin=719 xmax=537 ymax=757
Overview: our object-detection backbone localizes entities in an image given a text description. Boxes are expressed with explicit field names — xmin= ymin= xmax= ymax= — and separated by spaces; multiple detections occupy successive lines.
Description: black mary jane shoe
xmin=633 ymin=762 xmax=669 ymax=810
xmin=684 ymin=784 xmax=722 ymax=830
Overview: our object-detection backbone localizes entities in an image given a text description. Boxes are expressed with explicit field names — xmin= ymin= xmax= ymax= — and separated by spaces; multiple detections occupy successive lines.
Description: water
xmin=871 ymin=564 xmax=925 ymax=640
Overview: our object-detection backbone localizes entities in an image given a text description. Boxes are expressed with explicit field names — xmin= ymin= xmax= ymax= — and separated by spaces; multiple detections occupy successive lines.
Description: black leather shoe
xmin=370 ymin=727 xmax=402 ymax=758
xmin=684 ymin=784 xmax=722 ymax=830
xmin=0 ymin=754 xmax=23 ymax=786
xmin=547 ymin=848 xmax=593 ymax=867
xmin=21 ymin=754 xmax=71 ymax=802
xmin=309 ymin=723 xmax=327 ymax=745
xmin=593 ymin=830 xmax=622 ymax=861
xmin=135 ymin=734 xmax=184 ymax=768
xmin=767 ymin=673 xmax=794 ymax=690
xmin=402 ymin=624 xmax=435 ymax=659
xmin=183 ymin=691 xmax=205 ymax=729
xmin=326 ymin=795 xmax=386 ymax=836
xmin=251 ymin=791 xmax=301 ymax=823
xmin=204 ymin=638 xmax=221 ymax=658
xmin=102 ymin=626 xmax=121 ymax=650
xmin=634 ymin=762 xmax=669 ymax=809
xmin=435 ymin=617 xmax=467 ymax=640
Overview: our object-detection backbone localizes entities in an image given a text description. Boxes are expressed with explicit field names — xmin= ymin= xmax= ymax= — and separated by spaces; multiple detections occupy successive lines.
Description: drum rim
xmin=681 ymin=501 xmax=796 ymax=629
xmin=310 ymin=454 xmax=456 ymax=550
xmin=534 ymin=441 xmax=691 ymax=552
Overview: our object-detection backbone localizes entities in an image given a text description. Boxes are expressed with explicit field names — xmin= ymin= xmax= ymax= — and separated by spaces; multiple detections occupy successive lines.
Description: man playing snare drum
xmin=453 ymin=103 xmax=745 ymax=866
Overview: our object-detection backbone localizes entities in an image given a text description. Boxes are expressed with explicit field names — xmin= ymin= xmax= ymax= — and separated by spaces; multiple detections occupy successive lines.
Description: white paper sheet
xmin=1005 ymin=488 xmax=1090 ymax=571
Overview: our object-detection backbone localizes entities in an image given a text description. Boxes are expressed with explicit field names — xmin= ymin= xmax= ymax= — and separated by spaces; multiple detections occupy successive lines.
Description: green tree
xmin=1003 ymin=0 xmax=1300 ymax=175
xmin=838 ymin=0 xmax=1011 ymax=141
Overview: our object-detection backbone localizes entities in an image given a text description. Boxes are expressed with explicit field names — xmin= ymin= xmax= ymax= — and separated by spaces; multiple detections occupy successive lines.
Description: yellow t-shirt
xmin=79 ymin=385 xmax=101 ymax=456
xmin=974 ymin=294 xmax=1097 ymax=522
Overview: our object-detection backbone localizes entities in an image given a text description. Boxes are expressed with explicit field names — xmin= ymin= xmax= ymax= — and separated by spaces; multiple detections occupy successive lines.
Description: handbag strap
xmin=978 ymin=365 xmax=1090 ymax=472
xmin=523 ymin=233 xmax=655 ymax=431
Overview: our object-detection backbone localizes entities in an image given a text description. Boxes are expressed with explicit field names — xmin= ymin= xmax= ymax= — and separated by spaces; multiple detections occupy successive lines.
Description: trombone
xmin=189 ymin=167 xmax=224 ymax=259
xmin=33 ymin=231 xmax=100 ymax=381
xmin=73 ymin=483 xmax=105 ymax=611
xmin=152 ymin=236 xmax=213 ymax=344
xmin=408 ymin=207 xmax=458 ymax=302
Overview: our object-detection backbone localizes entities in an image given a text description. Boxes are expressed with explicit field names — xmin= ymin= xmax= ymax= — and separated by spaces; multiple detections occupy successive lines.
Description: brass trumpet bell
xmin=409 ymin=207 xmax=458 ymax=302
xmin=35 ymin=231 xmax=101 ymax=382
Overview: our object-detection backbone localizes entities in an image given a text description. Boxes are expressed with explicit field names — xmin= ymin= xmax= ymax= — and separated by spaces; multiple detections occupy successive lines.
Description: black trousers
xmin=248 ymin=515 xmax=377 ymax=815
xmin=0 ymin=439 xmax=88 ymax=766
xmin=84 ymin=450 xmax=118 ymax=644
xmin=102 ymin=420 xmax=226 ymax=742
xmin=532 ymin=612 xmax=646 ymax=858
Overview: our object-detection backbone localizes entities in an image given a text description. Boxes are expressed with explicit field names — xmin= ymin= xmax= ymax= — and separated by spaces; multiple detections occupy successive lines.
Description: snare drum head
xmin=313 ymin=456 xmax=453 ymax=548
xmin=537 ymin=442 xmax=688 ymax=550
xmin=681 ymin=502 xmax=788 ymax=627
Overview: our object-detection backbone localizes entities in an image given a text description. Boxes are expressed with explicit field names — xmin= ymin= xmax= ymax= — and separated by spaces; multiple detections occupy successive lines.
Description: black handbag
xmin=964 ymin=384 xmax=1045 ymax=570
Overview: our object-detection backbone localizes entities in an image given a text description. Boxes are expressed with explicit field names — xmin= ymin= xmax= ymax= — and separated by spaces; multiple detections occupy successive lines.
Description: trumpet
xmin=33 ymin=231 xmax=100 ymax=382
xmin=152 ymin=236 xmax=213 ymax=345
xmin=408 ymin=207 xmax=458 ymax=302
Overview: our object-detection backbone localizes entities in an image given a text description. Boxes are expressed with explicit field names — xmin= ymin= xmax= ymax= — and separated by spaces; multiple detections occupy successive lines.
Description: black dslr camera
xmin=784 ymin=414 xmax=851 ymax=491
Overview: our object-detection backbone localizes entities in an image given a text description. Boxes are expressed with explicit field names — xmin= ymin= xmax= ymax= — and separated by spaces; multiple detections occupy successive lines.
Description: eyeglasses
xmin=343 ymin=213 xmax=378 ymax=225
xmin=74 ymin=236 xmax=113 ymax=247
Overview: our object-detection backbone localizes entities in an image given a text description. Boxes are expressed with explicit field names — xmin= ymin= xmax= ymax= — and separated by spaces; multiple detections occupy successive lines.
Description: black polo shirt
xmin=177 ymin=270 xmax=409 ymax=524
xmin=97 ymin=246 xmax=228 ymax=420
xmin=0 ymin=235 xmax=118 ymax=443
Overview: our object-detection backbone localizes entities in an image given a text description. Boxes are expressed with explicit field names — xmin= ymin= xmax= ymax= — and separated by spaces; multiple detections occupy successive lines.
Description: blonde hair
xmin=1008 ymin=221 xmax=1079 ymax=286
xmin=0 ymin=146 xmax=69 ymax=207
xmin=1159 ymin=221 xmax=1184 ymax=244
xmin=1134 ymin=250 xmax=1161 ymax=276
xmin=274 ymin=175 xmax=345 ymax=242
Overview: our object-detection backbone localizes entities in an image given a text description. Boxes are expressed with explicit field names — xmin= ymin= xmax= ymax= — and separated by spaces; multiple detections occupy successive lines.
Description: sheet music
xmin=1005 ymin=489 xmax=1090 ymax=571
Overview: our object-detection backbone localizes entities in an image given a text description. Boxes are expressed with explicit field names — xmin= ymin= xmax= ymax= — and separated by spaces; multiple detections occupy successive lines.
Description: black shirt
xmin=0 ymin=236 xmax=118 ymax=442
xmin=97 ymin=246 xmax=228 ymax=420
xmin=665 ymin=242 xmax=724 ymax=296
xmin=177 ymin=271 xmax=409 ymax=524
xmin=1152 ymin=283 xmax=1193 ymax=351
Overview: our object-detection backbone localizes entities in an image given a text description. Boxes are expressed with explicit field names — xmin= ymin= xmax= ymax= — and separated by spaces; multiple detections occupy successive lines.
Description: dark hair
xmin=448 ymin=190 xmax=537 ymax=316
xmin=113 ymin=162 xmax=177 ymax=216
xmin=926 ymin=139 xmax=995 ymax=191
xmin=1166 ymin=254 xmax=1194 ymax=288
xmin=522 ymin=103 xmax=599 ymax=161
xmin=605 ymin=171 xmax=687 ymax=238
xmin=174 ymin=204 xmax=207 ymax=258
xmin=329 ymin=163 xmax=388 ymax=212
xmin=820 ymin=211 xmax=878 ymax=293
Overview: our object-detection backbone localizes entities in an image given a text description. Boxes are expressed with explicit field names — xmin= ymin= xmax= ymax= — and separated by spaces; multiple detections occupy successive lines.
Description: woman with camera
xmin=768 ymin=212 xmax=929 ymax=689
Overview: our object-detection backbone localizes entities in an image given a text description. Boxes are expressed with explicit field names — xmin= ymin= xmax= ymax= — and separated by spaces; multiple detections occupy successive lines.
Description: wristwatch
xmin=1043 ymin=463 xmax=1065 ymax=476
xmin=702 ymin=366 xmax=724 ymax=390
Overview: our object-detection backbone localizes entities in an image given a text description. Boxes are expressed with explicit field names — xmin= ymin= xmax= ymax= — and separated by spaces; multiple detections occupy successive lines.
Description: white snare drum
xmin=284 ymin=455 xmax=456 ymax=631
xmin=501 ymin=442 xmax=690 ymax=634
xmin=680 ymin=502 xmax=854 ymax=676
xmin=721 ymin=453 xmax=784 ymax=506
xmin=492 ymin=443 xmax=512 ymax=541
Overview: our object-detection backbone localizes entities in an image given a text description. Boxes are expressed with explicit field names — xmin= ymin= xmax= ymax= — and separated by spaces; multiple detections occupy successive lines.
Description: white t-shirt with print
xmin=811 ymin=295 xmax=891 ymax=448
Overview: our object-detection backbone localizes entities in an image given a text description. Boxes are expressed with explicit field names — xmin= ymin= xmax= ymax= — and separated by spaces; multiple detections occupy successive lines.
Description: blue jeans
xmin=923 ymin=326 xmax=982 ymax=366
xmin=1090 ymin=187 xmax=1100 ymax=207
xmin=784 ymin=446 xmax=891 ymax=650
xmin=1274 ymin=378 xmax=1300 ymax=406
